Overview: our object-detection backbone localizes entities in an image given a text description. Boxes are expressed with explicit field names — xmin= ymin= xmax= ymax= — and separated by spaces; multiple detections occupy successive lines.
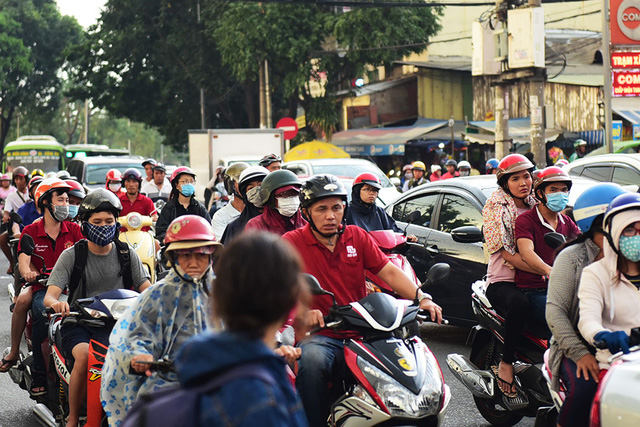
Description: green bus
xmin=3 ymin=136 xmax=65 ymax=173
xmin=64 ymin=144 xmax=130 ymax=160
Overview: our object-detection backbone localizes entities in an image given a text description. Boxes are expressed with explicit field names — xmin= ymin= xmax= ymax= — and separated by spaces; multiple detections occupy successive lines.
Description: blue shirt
xmin=17 ymin=201 xmax=41 ymax=228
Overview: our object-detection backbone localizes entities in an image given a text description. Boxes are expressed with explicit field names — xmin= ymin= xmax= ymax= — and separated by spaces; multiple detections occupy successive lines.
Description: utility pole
xmin=84 ymin=100 xmax=90 ymax=144
xmin=198 ymin=0 xmax=206 ymax=129
xmin=265 ymin=59 xmax=272 ymax=128
xmin=602 ymin=0 xmax=614 ymax=153
xmin=528 ymin=0 xmax=546 ymax=169
xmin=259 ymin=61 xmax=266 ymax=128
xmin=494 ymin=84 xmax=510 ymax=159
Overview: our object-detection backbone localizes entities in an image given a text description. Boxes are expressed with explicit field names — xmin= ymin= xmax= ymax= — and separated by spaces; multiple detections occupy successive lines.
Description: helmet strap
xmin=169 ymin=252 xmax=213 ymax=291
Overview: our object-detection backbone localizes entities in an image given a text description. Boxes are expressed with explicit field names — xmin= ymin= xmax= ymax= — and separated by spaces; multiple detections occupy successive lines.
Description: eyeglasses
xmin=361 ymin=186 xmax=379 ymax=194
xmin=178 ymin=180 xmax=195 ymax=185
xmin=622 ymin=222 xmax=640 ymax=237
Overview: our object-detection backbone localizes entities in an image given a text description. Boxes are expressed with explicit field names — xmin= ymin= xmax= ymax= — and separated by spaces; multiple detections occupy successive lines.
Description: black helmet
xmin=445 ymin=159 xmax=458 ymax=168
xmin=122 ymin=168 xmax=143 ymax=182
xmin=142 ymin=158 xmax=157 ymax=167
xmin=152 ymin=163 xmax=166 ymax=173
xmin=259 ymin=169 xmax=301 ymax=203
xmin=78 ymin=188 xmax=122 ymax=221
xmin=259 ymin=153 xmax=283 ymax=168
xmin=300 ymin=174 xmax=348 ymax=209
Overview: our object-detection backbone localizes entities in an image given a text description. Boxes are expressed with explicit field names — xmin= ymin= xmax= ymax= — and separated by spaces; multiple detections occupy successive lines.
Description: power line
xmin=234 ymin=0 xmax=495 ymax=7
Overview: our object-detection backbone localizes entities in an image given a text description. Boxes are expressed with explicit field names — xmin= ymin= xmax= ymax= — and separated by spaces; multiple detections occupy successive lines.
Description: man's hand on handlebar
xmin=275 ymin=345 xmax=301 ymax=364
xmin=305 ymin=309 xmax=325 ymax=328
xmin=22 ymin=270 xmax=38 ymax=283
xmin=50 ymin=301 xmax=71 ymax=316
xmin=131 ymin=354 xmax=154 ymax=376
xmin=419 ymin=299 xmax=443 ymax=324
xmin=407 ymin=234 xmax=418 ymax=243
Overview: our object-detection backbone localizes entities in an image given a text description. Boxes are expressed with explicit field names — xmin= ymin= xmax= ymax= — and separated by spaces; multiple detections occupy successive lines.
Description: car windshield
xmin=311 ymin=163 xmax=394 ymax=188
xmin=86 ymin=164 xmax=146 ymax=185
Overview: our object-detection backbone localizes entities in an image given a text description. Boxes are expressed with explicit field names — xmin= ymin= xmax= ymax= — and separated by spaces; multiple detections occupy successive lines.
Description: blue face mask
xmin=82 ymin=222 xmax=119 ymax=247
xmin=67 ymin=205 xmax=79 ymax=219
xmin=619 ymin=235 xmax=640 ymax=262
xmin=545 ymin=192 xmax=569 ymax=213
xmin=180 ymin=183 xmax=195 ymax=197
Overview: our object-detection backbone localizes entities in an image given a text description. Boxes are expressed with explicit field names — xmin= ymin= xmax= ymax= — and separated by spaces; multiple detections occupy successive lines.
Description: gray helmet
xmin=223 ymin=162 xmax=249 ymax=195
xmin=445 ymin=159 xmax=458 ymax=168
xmin=299 ymin=174 xmax=348 ymax=209
xmin=77 ymin=188 xmax=122 ymax=221
xmin=259 ymin=169 xmax=301 ymax=203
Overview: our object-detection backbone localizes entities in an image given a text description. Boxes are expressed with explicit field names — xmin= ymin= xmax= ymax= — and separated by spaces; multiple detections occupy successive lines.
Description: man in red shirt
xmin=282 ymin=174 xmax=442 ymax=427
xmin=0 ymin=179 xmax=83 ymax=395
xmin=118 ymin=168 xmax=157 ymax=232
xmin=515 ymin=166 xmax=580 ymax=336
xmin=441 ymin=159 xmax=460 ymax=180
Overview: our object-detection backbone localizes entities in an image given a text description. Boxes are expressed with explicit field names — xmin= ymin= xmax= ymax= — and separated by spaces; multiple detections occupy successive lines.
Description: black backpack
xmin=122 ymin=363 xmax=275 ymax=427
xmin=67 ymin=239 xmax=134 ymax=302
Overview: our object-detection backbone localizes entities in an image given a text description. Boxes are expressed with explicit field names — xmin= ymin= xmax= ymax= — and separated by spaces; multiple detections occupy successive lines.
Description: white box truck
xmin=188 ymin=128 xmax=284 ymax=200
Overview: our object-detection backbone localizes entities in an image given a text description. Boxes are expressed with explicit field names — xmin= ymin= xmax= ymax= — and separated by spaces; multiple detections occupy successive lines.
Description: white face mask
xmin=276 ymin=197 xmax=300 ymax=217
xmin=246 ymin=185 xmax=263 ymax=207
xmin=108 ymin=183 xmax=121 ymax=192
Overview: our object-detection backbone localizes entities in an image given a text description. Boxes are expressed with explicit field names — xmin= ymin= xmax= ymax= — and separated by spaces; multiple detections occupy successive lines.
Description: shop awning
xmin=407 ymin=121 xmax=468 ymax=149
xmin=332 ymin=118 xmax=448 ymax=156
xmin=465 ymin=117 xmax=562 ymax=144
xmin=612 ymin=98 xmax=640 ymax=124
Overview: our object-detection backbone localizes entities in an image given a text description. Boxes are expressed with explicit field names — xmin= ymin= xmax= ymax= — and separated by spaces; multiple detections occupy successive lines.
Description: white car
xmin=283 ymin=158 xmax=400 ymax=206
xmin=563 ymin=153 xmax=640 ymax=191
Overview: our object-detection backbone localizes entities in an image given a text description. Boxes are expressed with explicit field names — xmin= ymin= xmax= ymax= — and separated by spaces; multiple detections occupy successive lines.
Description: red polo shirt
xmin=118 ymin=192 xmax=156 ymax=232
xmin=283 ymin=223 xmax=388 ymax=337
xmin=515 ymin=206 xmax=580 ymax=290
xmin=18 ymin=220 xmax=83 ymax=292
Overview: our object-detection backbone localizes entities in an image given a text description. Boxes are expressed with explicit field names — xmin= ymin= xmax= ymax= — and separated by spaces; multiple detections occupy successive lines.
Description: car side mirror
xmin=422 ymin=262 xmax=450 ymax=290
xmin=451 ymin=226 xmax=483 ymax=243
xmin=406 ymin=210 xmax=421 ymax=225
xmin=21 ymin=234 xmax=35 ymax=256
xmin=390 ymin=177 xmax=401 ymax=187
xmin=544 ymin=232 xmax=566 ymax=249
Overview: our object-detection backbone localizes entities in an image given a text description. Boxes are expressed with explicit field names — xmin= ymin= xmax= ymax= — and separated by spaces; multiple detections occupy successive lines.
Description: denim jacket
xmin=175 ymin=332 xmax=308 ymax=427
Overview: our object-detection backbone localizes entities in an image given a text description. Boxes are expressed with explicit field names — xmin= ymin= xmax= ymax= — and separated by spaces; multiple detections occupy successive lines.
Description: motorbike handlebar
xmin=19 ymin=274 xmax=50 ymax=286
xmin=136 ymin=359 xmax=175 ymax=375
xmin=417 ymin=309 xmax=449 ymax=325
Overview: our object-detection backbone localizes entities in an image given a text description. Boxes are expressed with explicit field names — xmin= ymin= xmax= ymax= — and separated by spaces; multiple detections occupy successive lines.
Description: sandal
xmin=30 ymin=373 xmax=47 ymax=396
xmin=0 ymin=357 xmax=18 ymax=373
xmin=491 ymin=365 xmax=518 ymax=398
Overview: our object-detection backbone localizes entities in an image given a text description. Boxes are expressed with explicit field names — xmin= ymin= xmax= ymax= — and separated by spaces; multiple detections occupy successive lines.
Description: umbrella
xmin=284 ymin=140 xmax=350 ymax=162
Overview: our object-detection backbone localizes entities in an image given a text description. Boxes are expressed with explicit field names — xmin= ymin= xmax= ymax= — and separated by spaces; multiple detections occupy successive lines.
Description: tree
xmin=69 ymin=0 xmax=442 ymax=150
xmin=0 ymin=0 xmax=82 ymax=157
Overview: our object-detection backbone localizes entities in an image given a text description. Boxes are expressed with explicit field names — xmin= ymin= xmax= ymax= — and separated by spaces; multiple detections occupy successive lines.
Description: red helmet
xmin=164 ymin=215 xmax=222 ymax=253
xmin=28 ymin=176 xmax=44 ymax=192
xmin=106 ymin=169 xmax=122 ymax=183
xmin=34 ymin=178 xmax=72 ymax=209
xmin=12 ymin=166 xmax=28 ymax=179
xmin=496 ymin=154 xmax=534 ymax=184
xmin=170 ymin=166 xmax=196 ymax=185
xmin=65 ymin=179 xmax=86 ymax=199
xmin=533 ymin=166 xmax=572 ymax=192
xmin=353 ymin=172 xmax=382 ymax=190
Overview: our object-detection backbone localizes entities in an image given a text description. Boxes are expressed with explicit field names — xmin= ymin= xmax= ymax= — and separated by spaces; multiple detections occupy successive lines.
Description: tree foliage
xmin=69 ymin=0 xmax=442 ymax=149
xmin=0 ymin=0 xmax=82 ymax=155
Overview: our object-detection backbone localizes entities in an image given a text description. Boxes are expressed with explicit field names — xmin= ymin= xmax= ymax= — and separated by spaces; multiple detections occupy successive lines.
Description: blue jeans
xmin=558 ymin=356 xmax=598 ymax=427
xmin=522 ymin=288 xmax=551 ymax=338
xmin=296 ymin=335 xmax=345 ymax=427
xmin=31 ymin=289 xmax=47 ymax=374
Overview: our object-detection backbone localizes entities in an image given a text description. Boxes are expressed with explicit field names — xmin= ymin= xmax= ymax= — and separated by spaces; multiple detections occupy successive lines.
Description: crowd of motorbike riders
xmin=0 ymin=150 xmax=637 ymax=427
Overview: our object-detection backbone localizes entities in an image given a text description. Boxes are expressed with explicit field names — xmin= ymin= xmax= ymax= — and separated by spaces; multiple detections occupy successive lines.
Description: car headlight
xmin=356 ymin=349 xmax=443 ymax=418
xmin=127 ymin=213 xmax=142 ymax=229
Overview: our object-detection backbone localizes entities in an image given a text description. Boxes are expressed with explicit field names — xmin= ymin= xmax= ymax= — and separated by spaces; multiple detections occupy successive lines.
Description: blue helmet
xmin=486 ymin=158 xmax=499 ymax=169
xmin=573 ymin=183 xmax=626 ymax=233
xmin=603 ymin=192 xmax=640 ymax=230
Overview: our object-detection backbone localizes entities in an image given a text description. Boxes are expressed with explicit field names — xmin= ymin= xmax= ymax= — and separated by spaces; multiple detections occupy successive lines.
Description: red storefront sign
xmin=613 ymin=70 xmax=640 ymax=96
xmin=612 ymin=0 xmax=640 ymax=45
xmin=611 ymin=51 xmax=640 ymax=67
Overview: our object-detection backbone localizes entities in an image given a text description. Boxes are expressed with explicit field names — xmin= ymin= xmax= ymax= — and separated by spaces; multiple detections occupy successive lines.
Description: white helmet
xmin=458 ymin=161 xmax=471 ymax=170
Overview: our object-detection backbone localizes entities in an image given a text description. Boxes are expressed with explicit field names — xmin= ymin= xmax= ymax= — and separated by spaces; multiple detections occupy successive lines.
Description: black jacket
xmin=345 ymin=185 xmax=402 ymax=233
xmin=220 ymin=203 xmax=262 ymax=245
xmin=156 ymin=197 xmax=211 ymax=242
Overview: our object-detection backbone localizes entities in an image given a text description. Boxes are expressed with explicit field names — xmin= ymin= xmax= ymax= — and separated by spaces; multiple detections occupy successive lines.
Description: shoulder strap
xmin=113 ymin=239 xmax=133 ymax=290
xmin=68 ymin=239 xmax=89 ymax=302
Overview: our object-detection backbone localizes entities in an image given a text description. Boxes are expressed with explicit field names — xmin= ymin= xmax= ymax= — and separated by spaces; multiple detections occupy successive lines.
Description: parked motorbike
xmin=446 ymin=279 xmax=553 ymax=427
xmin=42 ymin=288 xmax=140 ymax=427
xmin=307 ymin=263 xmax=451 ymax=426
xmin=118 ymin=212 xmax=158 ymax=283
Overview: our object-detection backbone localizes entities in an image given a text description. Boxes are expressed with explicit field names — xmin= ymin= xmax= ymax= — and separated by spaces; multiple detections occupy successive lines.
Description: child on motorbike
xmin=579 ymin=192 xmax=640 ymax=370
xmin=482 ymin=154 xmax=538 ymax=398
xmin=0 ymin=179 xmax=83 ymax=397
xmin=44 ymin=188 xmax=151 ymax=427
xmin=172 ymin=231 xmax=308 ymax=426
xmin=546 ymin=183 xmax=627 ymax=427
xmin=101 ymin=215 xmax=222 ymax=427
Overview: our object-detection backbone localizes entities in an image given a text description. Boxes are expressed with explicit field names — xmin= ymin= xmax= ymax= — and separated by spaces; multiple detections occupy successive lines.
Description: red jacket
xmin=245 ymin=205 xmax=307 ymax=236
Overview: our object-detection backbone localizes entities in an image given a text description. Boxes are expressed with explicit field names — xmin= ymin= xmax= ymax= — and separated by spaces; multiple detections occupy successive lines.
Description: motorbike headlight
xmin=101 ymin=298 xmax=138 ymax=320
xmin=127 ymin=213 xmax=142 ymax=229
xmin=356 ymin=351 xmax=443 ymax=418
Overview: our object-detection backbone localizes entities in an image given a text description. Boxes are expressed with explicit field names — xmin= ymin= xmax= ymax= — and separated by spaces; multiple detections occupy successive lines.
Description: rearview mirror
xmin=451 ymin=226 xmax=483 ymax=243
xmin=303 ymin=273 xmax=330 ymax=296
xmin=544 ymin=232 xmax=566 ymax=250
xmin=422 ymin=263 xmax=450 ymax=290
xmin=21 ymin=234 xmax=35 ymax=256
xmin=9 ymin=211 xmax=22 ymax=225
